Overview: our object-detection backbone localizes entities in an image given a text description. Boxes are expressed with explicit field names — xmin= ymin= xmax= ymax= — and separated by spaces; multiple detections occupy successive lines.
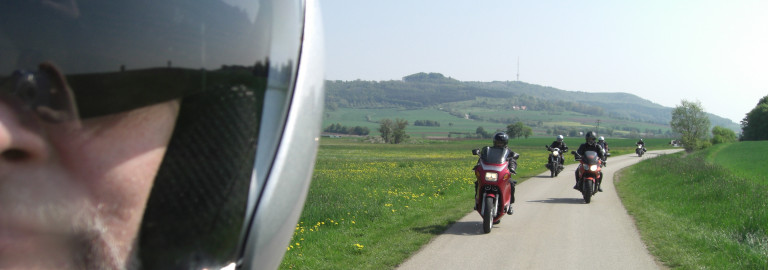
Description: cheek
xmin=56 ymin=102 xmax=178 ymax=245
xmin=97 ymin=147 xmax=166 ymax=233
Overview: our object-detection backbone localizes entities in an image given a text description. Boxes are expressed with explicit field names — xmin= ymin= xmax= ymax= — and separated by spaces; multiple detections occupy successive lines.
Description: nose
xmin=0 ymin=100 xmax=49 ymax=163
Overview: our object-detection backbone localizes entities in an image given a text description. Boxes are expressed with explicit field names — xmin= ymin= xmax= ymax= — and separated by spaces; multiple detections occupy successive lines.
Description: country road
xmin=397 ymin=149 xmax=683 ymax=270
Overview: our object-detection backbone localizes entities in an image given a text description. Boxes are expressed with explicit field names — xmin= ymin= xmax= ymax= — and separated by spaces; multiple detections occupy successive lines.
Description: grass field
xmin=279 ymin=137 xmax=673 ymax=269
xmin=616 ymin=141 xmax=768 ymax=269
xmin=322 ymin=107 xmax=673 ymax=138
xmin=701 ymin=141 xmax=768 ymax=184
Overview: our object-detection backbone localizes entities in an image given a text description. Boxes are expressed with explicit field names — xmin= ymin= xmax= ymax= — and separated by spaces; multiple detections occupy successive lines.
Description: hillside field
xmin=323 ymin=107 xmax=673 ymax=139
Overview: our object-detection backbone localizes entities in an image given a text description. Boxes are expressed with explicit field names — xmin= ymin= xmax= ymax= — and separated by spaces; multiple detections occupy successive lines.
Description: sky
xmin=319 ymin=0 xmax=768 ymax=123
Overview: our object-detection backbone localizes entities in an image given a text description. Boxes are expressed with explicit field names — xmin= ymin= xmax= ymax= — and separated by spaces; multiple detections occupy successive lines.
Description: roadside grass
xmin=616 ymin=143 xmax=768 ymax=269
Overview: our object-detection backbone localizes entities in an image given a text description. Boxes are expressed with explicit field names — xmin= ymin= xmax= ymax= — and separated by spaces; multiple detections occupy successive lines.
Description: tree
xmin=506 ymin=122 xmax=523 ymax=139
xmin=711 ymin=126 xmax=737 ymax=144
xmin=523 ymin=126 xmax=533 ymax=138
xmin=670 ymin=100 xmax=711 ymax=152
xmin=379 ymin=119 xmax=394 ymax=143
xmin=740 ymin=95 xmax=768 ymax=141
xmin=393 ymin=118 xmax=409 ymax=144
xmin=476 ymin=126 xmax=492 ymax=138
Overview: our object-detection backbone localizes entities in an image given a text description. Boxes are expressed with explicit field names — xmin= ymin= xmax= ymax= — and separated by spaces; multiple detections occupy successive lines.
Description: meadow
xmin=616 ymin=141 xmax=768 ymax=269
xmin=280 ymin=137 xmax=672 ymax=269
xmin=322 ymin=107 xmax=673 ymax=139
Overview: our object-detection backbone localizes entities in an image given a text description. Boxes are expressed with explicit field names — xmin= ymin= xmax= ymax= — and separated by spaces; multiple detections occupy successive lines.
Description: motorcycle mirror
xmin=472 ymin=149 xmax=480 ymax=155
xmin=511 ymin=153 xmax=520 ymax=160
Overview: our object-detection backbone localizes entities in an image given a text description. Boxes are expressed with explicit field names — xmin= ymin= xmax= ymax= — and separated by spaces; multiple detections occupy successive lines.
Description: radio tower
xmin=516 ymin=57 xmax=520 ymax=81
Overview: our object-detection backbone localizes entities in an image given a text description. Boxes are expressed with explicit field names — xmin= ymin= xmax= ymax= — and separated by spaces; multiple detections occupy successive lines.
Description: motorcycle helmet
xmin=599 ymin=136 xmax=605 ymax=142
xmin=585 ymin=131 xmax=597 ymax=146
xmin=0 ymin=1 xmax=324 ymax=269
xmin=556 ymin=134 xmax=564 ymax=142
xmin=493 ymin=132 xmax=509 ymax=147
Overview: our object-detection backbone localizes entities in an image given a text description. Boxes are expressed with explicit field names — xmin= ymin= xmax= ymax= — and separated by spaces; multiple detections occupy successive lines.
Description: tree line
xmin=413 ymin=120 xmax=441 ymax=127
xmin=324 ymin=123 xmax=370 ymax=136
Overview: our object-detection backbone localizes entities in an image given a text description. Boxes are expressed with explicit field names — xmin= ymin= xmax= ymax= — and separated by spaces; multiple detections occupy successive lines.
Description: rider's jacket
xmin=598 ymin=141 xmax=609 ymax=152
xmin=576 ymin=143 xmax=605 ymax=161
xmin=549 ymin=141 xmax=568 ymax=152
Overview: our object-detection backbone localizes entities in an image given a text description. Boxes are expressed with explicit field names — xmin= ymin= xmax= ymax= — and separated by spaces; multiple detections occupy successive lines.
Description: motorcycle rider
xmin=0 ymin=1 xmax=325 ymax=269
xmin=549 ymin=135 xmax=569 ymax=165
xmin=598 ymin=136 xmax=609 ymax=166
xmin=474 ymin=132 xmax=518 ymax=214
xmin=637 ymin=138 xmax=647 ymax=153
xmin=574 ymin=131 xmax=605 ymax=192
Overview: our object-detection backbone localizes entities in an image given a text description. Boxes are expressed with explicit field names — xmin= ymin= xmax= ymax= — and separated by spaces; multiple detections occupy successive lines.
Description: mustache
xmin=0 ymin=175 xmax=92 ymax=233
xmin=0 ymin=177 xmax=126 ymax=269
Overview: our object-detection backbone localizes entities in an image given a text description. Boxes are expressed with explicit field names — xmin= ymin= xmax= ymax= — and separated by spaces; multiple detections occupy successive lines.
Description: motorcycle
xmin=472 ymin=147 xmax=519 ymax=233
xmin=636 ymin=144 xmax=645 ymax=157
xmin=545 ymin=145 xmax=564 ymax=177
xmin=601 ymin=147 xmax=611 ymax=166
xmin=571 ymin=150 xmax=603 ymax=204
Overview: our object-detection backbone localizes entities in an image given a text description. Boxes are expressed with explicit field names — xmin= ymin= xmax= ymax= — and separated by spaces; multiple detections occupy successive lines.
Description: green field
xmin=280 ymin=137 xmax=673 ymax=269
xmin=701 ymin=141 xmax=768 ymax=184
xmin=616 ymin=141 xmax=768 ymax=269
xmin=322 ymin=107 xmax=673 ymax=139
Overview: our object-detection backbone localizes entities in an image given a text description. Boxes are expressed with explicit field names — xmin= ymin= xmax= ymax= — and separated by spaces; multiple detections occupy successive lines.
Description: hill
xmin=324 ymin=72 xmax=740 ymax=137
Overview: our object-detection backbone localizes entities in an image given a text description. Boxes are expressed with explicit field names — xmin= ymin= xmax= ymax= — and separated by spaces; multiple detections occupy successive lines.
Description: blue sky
xmin=319 ymin=0 xmax=768 ymax=123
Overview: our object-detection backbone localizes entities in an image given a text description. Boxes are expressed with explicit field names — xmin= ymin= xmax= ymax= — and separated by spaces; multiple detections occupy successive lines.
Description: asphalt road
xmin=397 ymin=149 xmax=682 ymax=270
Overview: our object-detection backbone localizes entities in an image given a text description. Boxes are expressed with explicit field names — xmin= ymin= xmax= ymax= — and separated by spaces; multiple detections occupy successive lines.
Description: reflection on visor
xmin=0 ymin=62 xmax=79 ymax=123
xmin=0 ymin=61 xmax=278 ymax=122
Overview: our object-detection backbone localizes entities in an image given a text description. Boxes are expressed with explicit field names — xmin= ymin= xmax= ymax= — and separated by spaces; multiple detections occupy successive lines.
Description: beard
xmin=0 ymin=174 xmax=136 ymax=270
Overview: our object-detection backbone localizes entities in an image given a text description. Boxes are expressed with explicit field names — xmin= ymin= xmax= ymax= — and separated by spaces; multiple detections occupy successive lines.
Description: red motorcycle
xmin=472 ymin=147 xmax=518 ymax=233
xmin=571 ymin=150 xmax=603 ymax=203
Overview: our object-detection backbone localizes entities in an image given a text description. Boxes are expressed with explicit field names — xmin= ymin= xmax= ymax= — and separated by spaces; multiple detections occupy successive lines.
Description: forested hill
xmin=325 ymin=72 xmax=738 ymax=129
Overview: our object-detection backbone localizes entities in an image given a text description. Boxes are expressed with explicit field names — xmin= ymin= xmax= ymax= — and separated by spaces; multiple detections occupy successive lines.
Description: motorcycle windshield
xmin=482 ymin=147 xmax=509 ymax=164
xmin=584 ymin=151 xmax=600 ymax=165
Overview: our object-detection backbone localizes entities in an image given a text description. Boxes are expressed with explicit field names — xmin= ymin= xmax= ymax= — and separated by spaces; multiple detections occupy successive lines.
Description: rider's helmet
xmin=557 ymin=134 xmax=564 ymax=142
xmin=599 ymin=136 xmax=605 ymax=142
xmin=585 ymin=131 xmax=597 ymax=146
xmin=0 ymin=1 xmax=324 ymax=269
xmin=493 ymin=132 xmax=509 ymax=147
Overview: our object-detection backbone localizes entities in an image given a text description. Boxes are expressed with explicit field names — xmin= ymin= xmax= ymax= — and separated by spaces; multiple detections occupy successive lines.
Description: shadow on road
xmin=412 ymin=222 xmax=484 ymax=236
xmin=527 ymin=197 xmax=584 ymax=204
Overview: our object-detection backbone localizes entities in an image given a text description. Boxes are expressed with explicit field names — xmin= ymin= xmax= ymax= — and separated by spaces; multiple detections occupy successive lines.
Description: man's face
xmin=0 ymin=100 xmax=179 ymax=269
